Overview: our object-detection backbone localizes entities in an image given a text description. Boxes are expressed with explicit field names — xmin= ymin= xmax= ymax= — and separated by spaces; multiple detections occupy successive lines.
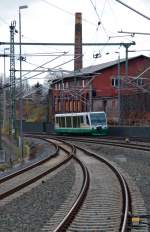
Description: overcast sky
xmin=0 ymin=0 xmax=150 ymax=84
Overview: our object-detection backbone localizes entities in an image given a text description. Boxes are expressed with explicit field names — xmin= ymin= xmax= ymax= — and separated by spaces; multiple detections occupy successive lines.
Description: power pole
xmin=0 ymin=80 xmax=2 ymax=150
xmin=3 ymin=48 xmax=9 ymax=130
xmin=0 ymin=79 xmax=6 ymax=163
xmin=9 ymin=21 xmax=17 ymax=137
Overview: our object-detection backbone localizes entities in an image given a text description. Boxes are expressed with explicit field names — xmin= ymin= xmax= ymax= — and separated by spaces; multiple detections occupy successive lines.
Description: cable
xmin=20 ymin=52 xmax=73 ymax=57
xmin=89 ymin=0 xmax=109 ymax=39
xmin=0 ymin=16 xmax=9 ymax=26
xmin=21 ymin=51 xmax=68 ymax=78
xmin=23 ymin=60 xmax=49 ymax=70
xmin=89 ymin=0 xmax=101 ymax=22
xmin=108 ymin=0 xmax=121 ymax=30
xmin=40 ymin=0 xmax=96 ymax=26
xmin=115 ymin=0 xmax=150 ymax=21
xmin=100 ymin=0 xmax=107 ymax=19
xmin=1 ymin=52 xmax=69 ymax=94
xmin=2 ymin=52 xmax=72 ymax=91
xmin=5 ymin=54 xmax=83 ymax=97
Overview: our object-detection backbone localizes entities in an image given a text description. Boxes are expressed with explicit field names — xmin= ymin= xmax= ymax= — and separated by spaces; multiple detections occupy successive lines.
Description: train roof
xmin=55 ymin=111 xmax=106 ymax=117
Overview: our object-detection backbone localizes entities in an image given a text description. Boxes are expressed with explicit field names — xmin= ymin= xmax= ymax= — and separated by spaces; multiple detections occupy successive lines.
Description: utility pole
xmin=116 ymin=53 xmax=121 ymax=124
xmin=61 ymin=74 xmax=64 ymax=113
xmin=3 ymin=48 xmax=9 ymax=130
xmin=19 ymin=5 xmax=28 ymax=161
xmin=9 ymin=21 xmax=17 ymax=137
xmin=0 ymin=80 xmax=2 ymax=150
xmin=89 ymin=82 xmax=92 ymax=112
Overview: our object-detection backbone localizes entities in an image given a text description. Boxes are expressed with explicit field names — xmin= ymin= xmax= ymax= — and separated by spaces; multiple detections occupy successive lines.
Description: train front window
xmin=90 ymin=113 xmax=106 ymax=125
xmin=86 ymin=115 xmax=90 ymax=125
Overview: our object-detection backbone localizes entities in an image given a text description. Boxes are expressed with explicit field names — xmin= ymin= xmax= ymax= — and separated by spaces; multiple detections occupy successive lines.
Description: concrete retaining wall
xmin=109 ymin=126 xmax=150 ymax=138
xmin=22 ymin=122 xmax=150 ymax=138
xmin=23 ymin=122 xmax=54 ymax=134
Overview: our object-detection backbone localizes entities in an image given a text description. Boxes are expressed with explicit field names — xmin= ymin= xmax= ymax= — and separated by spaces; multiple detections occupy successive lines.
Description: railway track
xmin=36 ymin=137 xmax=131 ymax=232
xmin=39 ymin=135 xmax=149 ymax=231
xmin=45 ymin=135 xmax=150 ymax=152
xmin=1 ymin=135 xmax=148 ymax=231
xmin=0 ymin=138 xmax=73 ymax=201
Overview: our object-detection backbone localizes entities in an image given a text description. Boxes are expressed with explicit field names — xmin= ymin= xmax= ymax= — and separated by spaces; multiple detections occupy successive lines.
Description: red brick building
xmin=50 ymin=55 xmax=150 ymax=125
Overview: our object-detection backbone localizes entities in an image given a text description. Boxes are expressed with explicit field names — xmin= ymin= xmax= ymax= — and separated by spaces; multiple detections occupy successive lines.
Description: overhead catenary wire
xmin=21 ymin=51 xmax=68 ymax=78
xmin=100 ymin=0 xmax=107 ymax=19
xmin=115 ymin=0 xmax=150 ymax=21
xmin=89 ymin=0 xmax=109 ymax=39
xmin=40 ymin=0 xmax=96 ymax=26
xmin=22 ymin=54 xmax=83 ymax=83
xmin=88 ymin=0 xmax=120 ymax=62
xmin=2 ymin=52 xmax=82 ymax=92
xmin=0 ymin=16 xmax=9 ymax=26
xmin=6 ymin=54 xmax=83 ymax=97
xmin=1 ymin=52 xmax=68 ymax=91
xmin=0 ymin=51 xmax=72 ymax=57
xmin=1 ymin=50 xmax=69 ymax=91
xmin=108 ymin=0 xmax=121 ymax=30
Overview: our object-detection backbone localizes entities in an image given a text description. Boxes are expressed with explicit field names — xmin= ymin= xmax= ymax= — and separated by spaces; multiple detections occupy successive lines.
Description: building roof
xmin=77 ymin=54 xmax=150 ymax=76
xmin=52 ymin=55 xmax=149 ymax=83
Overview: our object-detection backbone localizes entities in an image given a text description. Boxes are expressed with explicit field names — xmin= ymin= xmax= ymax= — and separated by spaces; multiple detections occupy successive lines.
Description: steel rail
xmin=75 ymin=144 xmax=131 ymax=232
xmin=47 ymin=135 xmax=150 ymax=151
xmin=54 ymin=154 xmax=90 ymax=232
xmin=0 ymin=138 xmax=58 ymax=184
xmin=0 ymin=137 xmax=74 ymax=200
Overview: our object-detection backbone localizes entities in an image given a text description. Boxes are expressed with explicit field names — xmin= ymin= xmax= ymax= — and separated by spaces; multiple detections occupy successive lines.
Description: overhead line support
xmin=0 ymin=42 xmax=135 ymax=46
xmin=9 ymin=21 xmax=16 ymax=137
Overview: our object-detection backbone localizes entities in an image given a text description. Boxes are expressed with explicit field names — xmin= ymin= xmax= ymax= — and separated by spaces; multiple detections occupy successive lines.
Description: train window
xmin=80 ymin=116 xmax=84 ymax=123
xmin=66 ymin=116 xmax=72 ymax=127
xmin=73 ymin=116 xmax=78 ymax=128
xmin=58 ymin=117 xmax=61 ymax=127
xmin=56 ymin=117 xmax=59 ymax=125
xmin=76 ymin=116 xmax=80 ymax=127
xmin=86 ymin=115 xmax=90 ymax=125
xmin=60 ymin=117 xmax=65 ymax=127
xmin=90 ymin=113 xmax=106 ymax=125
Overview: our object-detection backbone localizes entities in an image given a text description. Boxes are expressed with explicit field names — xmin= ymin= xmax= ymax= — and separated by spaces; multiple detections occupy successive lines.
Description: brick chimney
xmin=74 ymin=12 xmax=83 ymax=71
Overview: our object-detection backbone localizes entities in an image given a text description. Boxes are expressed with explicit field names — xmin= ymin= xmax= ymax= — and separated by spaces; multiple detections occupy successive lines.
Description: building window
xmin=132 ymin=78 xmax=144 ymax=86
xmin=136 ymin=78 xmax=144 ymax=86
xmin=112 ymin=78 xmax=121 ymax=87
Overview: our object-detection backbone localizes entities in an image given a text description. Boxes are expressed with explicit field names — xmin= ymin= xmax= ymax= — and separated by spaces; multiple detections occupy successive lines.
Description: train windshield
xmin=90 ymin=113 xmax=106 ymax=125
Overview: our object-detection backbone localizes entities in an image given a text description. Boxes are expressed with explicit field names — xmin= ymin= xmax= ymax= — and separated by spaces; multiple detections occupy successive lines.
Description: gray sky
xmin=0 ymin=0 xmax=150 ymax=84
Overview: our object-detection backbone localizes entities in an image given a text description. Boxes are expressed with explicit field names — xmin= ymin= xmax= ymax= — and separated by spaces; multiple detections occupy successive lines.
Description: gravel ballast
xmin=0 ymin=162 xmax=75 ymax=232
xmin=75 ymin=141 xmax=150 ymax=231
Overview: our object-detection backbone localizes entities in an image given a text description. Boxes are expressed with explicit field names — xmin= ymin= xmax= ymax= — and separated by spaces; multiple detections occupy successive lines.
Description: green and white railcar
xmin=54 ymin=112 xmax=108 ymax=135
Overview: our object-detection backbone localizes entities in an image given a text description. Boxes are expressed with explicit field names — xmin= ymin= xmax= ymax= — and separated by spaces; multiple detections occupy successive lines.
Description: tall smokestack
xmin=74 ymin=12 xmax=82 ymax=71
